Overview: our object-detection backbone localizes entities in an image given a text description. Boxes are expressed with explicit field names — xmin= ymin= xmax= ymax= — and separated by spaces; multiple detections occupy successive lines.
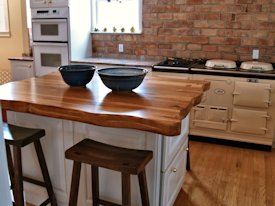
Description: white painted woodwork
xmin=10 ymin=60 xmax=34 ymax=81
xmin=30 ymin=0 xmax=68 ymax=8
xmin=7 ymin=111 xmax=189 ymax=206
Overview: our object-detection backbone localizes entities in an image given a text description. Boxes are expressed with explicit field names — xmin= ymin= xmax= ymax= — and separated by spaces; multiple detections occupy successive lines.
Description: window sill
xmin=91 ymin=31 xmax=142 ymax=35
xmin=0 ymin=32 xmax=10 ymax=37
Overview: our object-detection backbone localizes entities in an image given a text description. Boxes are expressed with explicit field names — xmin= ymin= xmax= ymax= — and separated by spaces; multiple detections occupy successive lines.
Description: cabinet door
xmin=30 ymin=0 xmax=48 ymax=8
xmin=231 ymin=108 xmax=269 ymax=135
xmin=30 ymin=0 xmax=68 ymax=8
xmin=49 ymin=0 xmax=68 ymax=7
xmin=162 ymin=115 xmax=189 ymax=171
xmin=10 ymin=60 xmax=34 ymax=81
xmin=233 ymin=81 xmax=271 ymax=108
xmin=161 ymin=140 xmax=187 ymax=206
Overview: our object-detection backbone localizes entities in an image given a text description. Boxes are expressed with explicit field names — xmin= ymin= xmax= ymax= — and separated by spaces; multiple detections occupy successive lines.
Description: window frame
xmin=91 ymin=0 xmax=143 ymax=34
xmin=0 ymin=0 xmax=10 ymax=37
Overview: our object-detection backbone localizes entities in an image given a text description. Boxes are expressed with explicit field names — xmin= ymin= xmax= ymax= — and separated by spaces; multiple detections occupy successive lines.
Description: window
xmin=91 ymin=0 xmax=142 ymax=34
xmin=0 ymin=0 xmax=10 ymax=36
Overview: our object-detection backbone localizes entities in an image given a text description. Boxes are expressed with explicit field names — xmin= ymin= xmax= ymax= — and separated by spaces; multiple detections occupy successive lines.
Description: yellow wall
xmin=0 ymin=0 xmax=29 ymax=71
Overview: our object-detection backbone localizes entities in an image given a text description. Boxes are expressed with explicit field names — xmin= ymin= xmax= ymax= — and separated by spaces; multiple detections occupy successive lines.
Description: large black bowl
xmin=59 ymin=65 xmax=95 ymax=87
xmin=97 ymin=67 xmax=148 ymax=91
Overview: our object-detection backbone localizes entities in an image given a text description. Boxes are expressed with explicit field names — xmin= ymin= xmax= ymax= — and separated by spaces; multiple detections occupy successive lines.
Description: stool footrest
xmin=40 ymin=197 xmax=51 ymax=206
xmin=98 ymin=198 xmax=121 ymax=206
xmin=23 ymin=176 xmax=46 ymax=187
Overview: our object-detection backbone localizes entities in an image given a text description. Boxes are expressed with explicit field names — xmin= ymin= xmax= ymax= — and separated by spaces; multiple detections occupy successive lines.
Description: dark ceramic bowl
xmin=97 ymin=67 xmax=148 ymax=91
xmin=59 ymin=64 xmax=95 ymax=87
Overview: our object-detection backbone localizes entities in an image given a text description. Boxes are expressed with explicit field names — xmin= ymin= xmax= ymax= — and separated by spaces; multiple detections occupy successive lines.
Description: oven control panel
xmin=31 ymin=7 xmax=69 ymax=19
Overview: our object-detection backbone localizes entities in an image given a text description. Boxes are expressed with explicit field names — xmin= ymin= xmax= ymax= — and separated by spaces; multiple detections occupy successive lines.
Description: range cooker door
xmin=233 ymin=81 xmax=271 ymax=108
xmin=230 ymin=108 xmax=269 ymax=135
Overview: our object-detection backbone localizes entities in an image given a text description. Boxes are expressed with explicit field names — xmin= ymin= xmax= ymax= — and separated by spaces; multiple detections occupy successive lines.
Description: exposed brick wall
xmin=92 ymin=0 xmax=275 ymax=62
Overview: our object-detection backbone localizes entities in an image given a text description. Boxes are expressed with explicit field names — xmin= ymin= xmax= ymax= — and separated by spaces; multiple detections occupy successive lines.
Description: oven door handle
xmin=32 ymin=19 xmax=67 ymax=23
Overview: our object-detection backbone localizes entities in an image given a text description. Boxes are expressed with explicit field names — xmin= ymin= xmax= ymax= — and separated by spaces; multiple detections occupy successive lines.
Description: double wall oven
xmin=31 ymin=7 xmax=69 ymax=76
xmin=153 ymin=58 xmax=275 ymax=148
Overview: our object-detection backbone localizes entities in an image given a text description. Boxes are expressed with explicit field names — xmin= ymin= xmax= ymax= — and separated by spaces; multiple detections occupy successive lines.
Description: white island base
xmin=7 ymin=111 xmax=189 ymax=206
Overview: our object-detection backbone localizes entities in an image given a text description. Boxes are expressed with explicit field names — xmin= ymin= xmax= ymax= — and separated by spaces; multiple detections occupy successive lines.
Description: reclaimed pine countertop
xmin=0 ymin=72 xmax=209 ymax=136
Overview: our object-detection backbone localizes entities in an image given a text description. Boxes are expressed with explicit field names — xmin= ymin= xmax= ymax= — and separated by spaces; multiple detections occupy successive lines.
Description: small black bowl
xmin=97 ymin=67 xmax=148 ymax=91
xmin=59 ymin=64 xmax=95 ymax=87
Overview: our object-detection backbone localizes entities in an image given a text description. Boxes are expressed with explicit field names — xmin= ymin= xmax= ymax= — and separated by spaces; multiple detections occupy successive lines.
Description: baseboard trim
xmin=189 ymin=135 xmax=272 ymax=151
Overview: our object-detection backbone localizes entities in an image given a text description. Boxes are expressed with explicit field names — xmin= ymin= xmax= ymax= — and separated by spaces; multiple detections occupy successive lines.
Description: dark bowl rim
xmin=97 ymin=67 xmax=148 ymax=77
xmin=59 ymin=64 xmax=96 ymax=72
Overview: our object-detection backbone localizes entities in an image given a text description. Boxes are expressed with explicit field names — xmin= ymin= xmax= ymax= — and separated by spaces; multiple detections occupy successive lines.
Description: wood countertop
xmin=0 ymin=72 xmax=209 ymax=136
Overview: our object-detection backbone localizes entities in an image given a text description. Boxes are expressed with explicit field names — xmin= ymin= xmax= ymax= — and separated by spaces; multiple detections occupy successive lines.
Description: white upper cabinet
xmin=30 ymin=0 xmax=68 ymax=8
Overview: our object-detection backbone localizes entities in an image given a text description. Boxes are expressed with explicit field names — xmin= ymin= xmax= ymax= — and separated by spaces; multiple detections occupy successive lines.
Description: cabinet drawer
xmin=231 ymin=108 xmax=269 ymax=135
xmin=161 ymin=140 xmax=187 ymax=206
xmin=162 ymin=115 xmax=189 ymax=171
xmin=233 ymin=81 xmax=271 ymax=108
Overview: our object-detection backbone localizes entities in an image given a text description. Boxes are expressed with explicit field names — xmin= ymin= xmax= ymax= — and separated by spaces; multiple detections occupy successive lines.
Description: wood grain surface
xmin=174 ymin=141 xmax=275 ymax=206
xmin=0 ymin=71 xmax=209 ymax=136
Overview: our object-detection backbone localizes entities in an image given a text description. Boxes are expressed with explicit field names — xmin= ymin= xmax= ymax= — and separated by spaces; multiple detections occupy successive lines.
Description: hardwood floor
xmin=27 ymin=140 xmax=275 ymax=206
xmin=174 ymin=141 xmax=275 ymax=206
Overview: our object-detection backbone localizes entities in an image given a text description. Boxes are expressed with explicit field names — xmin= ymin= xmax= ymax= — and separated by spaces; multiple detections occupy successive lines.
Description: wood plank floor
xmin=174 ymin=141 xmax=275 ymax=206
xmin=27 ymin=140 xmax=275 ymax=206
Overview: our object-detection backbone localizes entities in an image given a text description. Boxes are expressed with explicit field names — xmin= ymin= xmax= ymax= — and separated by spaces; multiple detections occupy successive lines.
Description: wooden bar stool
xmin=3 ymin=123 xmax=57 ymax=206
xmin=65 ymin=138 xmax=153 ymax=206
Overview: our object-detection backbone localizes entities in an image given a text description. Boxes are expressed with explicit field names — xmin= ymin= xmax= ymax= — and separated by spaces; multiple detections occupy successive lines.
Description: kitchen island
xmin=0 ymin=71 xmax=209 ymax=206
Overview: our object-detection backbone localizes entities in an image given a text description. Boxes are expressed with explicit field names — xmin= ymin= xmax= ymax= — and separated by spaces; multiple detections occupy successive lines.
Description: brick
xmin=205 ymin=52 xmax=222 ymax=59
xmin=203 ymin=45 xmax=217 ymax=52
xmin=158 ymin=44 xmax=172 ymax=49
xmin=187 ymin=44 xmax=202 ymax=50
xmin=235 ymin=47 xmax=251 ymax=54
xmin=164 ymin=20 xmax=193 ymax=28
xmin=158 ymin=13 xmax=173 ymax=20
xmin=192 ymin=36 xmax=209 ymax=44
xmin=201 ymin=29 xmax=218 ymax=36
xmin=223 ymin=53 xmax=238 ymax=60
xmin=173 ymin=13 xmax=187 ymax=20
xmin=134 ymin=49 xmax=146 ymax=55
xmin=187 ymin=0 xmax=203 ymax=4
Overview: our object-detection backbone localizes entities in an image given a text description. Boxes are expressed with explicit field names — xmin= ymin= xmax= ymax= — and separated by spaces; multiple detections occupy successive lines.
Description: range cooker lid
xmin=205 ymin=59 xmax=236 ymax=69
xmin=240 ymin=61 xmax=273 ymax=71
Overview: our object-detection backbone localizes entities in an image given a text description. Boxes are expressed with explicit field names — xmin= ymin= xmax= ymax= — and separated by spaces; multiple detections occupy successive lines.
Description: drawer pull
xmin=172 ymin=168 xmax=177 ymax=173
xmin=185 ymin=147 xmax=189 ymax=151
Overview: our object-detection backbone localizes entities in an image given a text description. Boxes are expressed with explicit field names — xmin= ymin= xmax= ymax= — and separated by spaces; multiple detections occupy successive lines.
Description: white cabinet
xmin=6 ymin=111 xmax=189 ymax=206
xmin=30 ymin=0 xmax=68 ymax=8
xmin=10 ymin=60 xmax=34 ymax=81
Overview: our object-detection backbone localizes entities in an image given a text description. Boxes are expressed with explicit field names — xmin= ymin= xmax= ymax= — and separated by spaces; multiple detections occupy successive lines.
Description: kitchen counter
xmin=0 ymin=71 xmax=209 ymax=136
xmin=71 ymin=57 xmax=159 ymax=67
xmin=0 ymin=71 xmax=209 ymax=206
xmin=8 ymin=56 xmax=33 ymax=61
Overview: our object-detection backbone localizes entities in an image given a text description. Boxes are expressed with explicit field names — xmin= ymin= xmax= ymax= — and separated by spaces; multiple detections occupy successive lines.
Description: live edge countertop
xmin=0 ymin=71 xmax=209 ymax=136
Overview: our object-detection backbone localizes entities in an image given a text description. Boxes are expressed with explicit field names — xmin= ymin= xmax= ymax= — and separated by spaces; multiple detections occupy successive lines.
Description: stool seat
xmin=66 ymin=139 xmax=153 ymax=206
xmin=65 ymin=138 xmax=153 ymax=175
xmin=4 ymin=123 xmax=57 ymax=206
xmin=3 ymin=123 xmax=45 ymax=146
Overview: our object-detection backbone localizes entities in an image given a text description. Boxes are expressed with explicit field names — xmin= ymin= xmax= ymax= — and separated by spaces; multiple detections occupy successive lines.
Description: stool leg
xmin=138 ymin=170 xmax=150 ymax=206
xmin=91 ymin=166 xmax=99 ymax=206
xmin=122 ymin=173 xmax=131 ymax=206
xmin=5 ymin=142 xmax=14 ymax=189
xmin=34 ymin=140 xmax=57 ymax=206
xmin=69 ymin=161 xmax=81 ymax=206
xmin=13 ymin=146 xmax=24 ymax=206
xmin=186 ymin=140 xmax=190 ymax=171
